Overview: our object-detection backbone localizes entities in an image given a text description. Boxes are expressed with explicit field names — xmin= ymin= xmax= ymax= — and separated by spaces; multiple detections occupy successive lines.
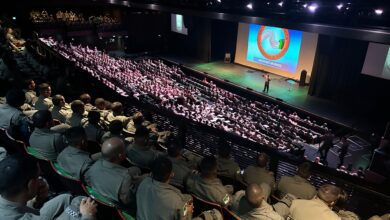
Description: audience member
xmin=83 ymin=111 xmax=105 ymax=143
xmin=166 ymin=139 xmax=193 ymax=187
xmin=23 ymin=79 xmax=37 ymax=106
xmin=51 ymin=94 xmax=70 ymax=123
xmin=216 ymin=142 xmax=240 ymax=179
xmin=66 ymin=100 xmax=86 ymax=127
xmin=101 ymin=120 xmax=124 ymax=143
xmin=35 ymin=83 xmax=53 ymax=111
xmin=242 ymin=153 xmax=276 ymax=190
xmin=80 ymin=93 xmax=93 ymax=112
xmin=0 ymin=154 xmax=97 ymax=220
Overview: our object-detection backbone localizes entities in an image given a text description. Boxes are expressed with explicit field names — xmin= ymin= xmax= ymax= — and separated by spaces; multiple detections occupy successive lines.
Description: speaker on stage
xmin=299 ymin=70 xmax=307 ymax=86
xmin=224 ymin=53 xmax=231 ymax=63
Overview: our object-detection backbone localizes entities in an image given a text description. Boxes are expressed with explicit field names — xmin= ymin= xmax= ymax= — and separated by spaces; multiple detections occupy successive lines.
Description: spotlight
xmin=336 ymin=3 xmax=343 ymax=10
xmin=246 ymin=3 xmax=253 ymax=9
xmin=375 ymin=9 xmax=383 ymax=15
xmin=12 ymin=16 xmax=16 ymax=20
xmin=308 ymin=3 xmax=318 ymax=12
xmin=278 ymin=1 xmax=284 ymax=7
xmin=267 ymin=2 xmax=270 ymax=6
xmin=216 ymin=0 xmax=221 ymax=2
xmin=303 ymin=3 xmax=308 ymax=8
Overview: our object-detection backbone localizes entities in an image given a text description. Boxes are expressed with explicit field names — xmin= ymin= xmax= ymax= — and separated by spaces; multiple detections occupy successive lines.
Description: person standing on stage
xmin=338 ymin=137 xmax=349 ymax=168
xmin=318 ymin=131 xmax=334 ymax=164
xmin=263 ymin=74 xmax=271 ymax=93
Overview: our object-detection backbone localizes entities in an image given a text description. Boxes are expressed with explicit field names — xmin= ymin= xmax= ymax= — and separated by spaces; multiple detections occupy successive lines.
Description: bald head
xmin=317 ymin=184 xmax=342 ymax=206
xmin=246 ymin=184 xmax=264 ymax=208
xmin=101 ymin=137 xmax=125 ymax=163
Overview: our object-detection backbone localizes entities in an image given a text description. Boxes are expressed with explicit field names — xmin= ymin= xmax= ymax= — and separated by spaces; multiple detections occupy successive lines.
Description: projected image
xmin=383 ymin=48 xmax=390 ymax=79
xmin=247 ymin=24 xmax=302 ymax=73
xmin=171 ymin=14 xmax=188 ymax=35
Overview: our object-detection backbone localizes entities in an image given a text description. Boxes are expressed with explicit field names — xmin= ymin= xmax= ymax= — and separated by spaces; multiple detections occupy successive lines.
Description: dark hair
xmin=79 ymin=93 xmax=91 ymax=104
xmin=297 ymin=162 xmax=311 ymax=179
xmin=200 ymin=155 xmax=217 ymax=176
xmin=132 ymin=113 xmax=144 ymax=126
xmin=23 ymin=79 xmax=34 ymax=89
xmin=6 ymin=89 xmax=25 ymax=107
xmin=38 ymin=83 xmax=50 ymax=92
xmin=88 ymin=111 xmax=101 ymax=124
xmin=71 ymin=100 xmax=84 ymax=113
xmin=111 ymin=102 xmax=123 ymax=114
xmin=256 ymin=153 xmax=269 ymax=168
xmin=109 ymin=120 xmax=123 ymax=135
xmin=52 ymin=94 xmax=64 ymax=106
xmin=151 ymin=156 xmax=172 ymax=182
xmin=167 ymin=139 xmax=182 ymax=158
xmin=65 ymin=126 xmax=86 ymax=146
xmin=218 ymin=141 xmax=232 ymax=158
xmin=95 ymin=98 xmax=105 ymax=106
xmin=32 ymin=110 xmax=52 ymax=128
xmin=0 ymin=155 xmax=39 ymax=197
xmin=134 ymin=126 xmax=150 ymax=138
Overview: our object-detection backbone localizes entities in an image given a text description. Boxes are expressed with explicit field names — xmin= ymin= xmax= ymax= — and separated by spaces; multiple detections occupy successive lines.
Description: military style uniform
xmin=136 ymin=176 xmax=193 ymax=220
xmin=242 ymin=166 xmax=276 ymax=190
xmin=232 ymin=190 xmax=283 ymax=220
xmin=66 ymin=113 xmax=87 ymax=127
xmin=84 ymin=159 xmax=140 ymax=206
xmin=126 ymin=143 xmax=162 ymax=168
xmin=29 ymin=128 xmax=68 ymax=161
xmin=289 ymin=198 xmax=341 ymax=220
xmin=185 ymin=174 xmax=232 ymax=206
xmin=34 ymin=96 xmax=53 ymax=111
xmin=83 ymin=122 xmax=105 ymax=143
xmin=57 ymin=146 xmax=94 ymax=179
xmin=168 ymin=156 xmax=193 ymax=187
xmin=0 ymin=194 xmax=94 ymax=220
xmin=216 ymin=156 xmax=240 ymax=179
xmin=0 ymin=104 xmax=28 ymax=137
xmin=277 ymin=175 xmax=316 ymax=199
xmin=24 ymin=89 xmax=38 ymax=106
xmin=51 ymin=106 xmax=71 ymax=123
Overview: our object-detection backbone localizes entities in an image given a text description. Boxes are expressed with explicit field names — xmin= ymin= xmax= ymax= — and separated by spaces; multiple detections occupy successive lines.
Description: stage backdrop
xmin=235 ymin=22 xmax=318 ymax=81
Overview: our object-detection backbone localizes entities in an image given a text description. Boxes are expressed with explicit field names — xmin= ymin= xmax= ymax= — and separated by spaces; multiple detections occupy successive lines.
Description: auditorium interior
xmin=0 ymin=0 xmax=389 ymax=219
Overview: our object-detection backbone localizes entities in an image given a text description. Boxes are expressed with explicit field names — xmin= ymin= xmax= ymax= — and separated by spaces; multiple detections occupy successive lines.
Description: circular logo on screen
xmin=257 ymin=26 xmax=290 ymax=60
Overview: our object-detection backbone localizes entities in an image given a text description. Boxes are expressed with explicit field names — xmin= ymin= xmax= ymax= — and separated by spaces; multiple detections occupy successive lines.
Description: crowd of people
xmin=29 ymin=10 xmax=120 ymax=25
xmin=40 ymin=37 xmax=330 ymax=155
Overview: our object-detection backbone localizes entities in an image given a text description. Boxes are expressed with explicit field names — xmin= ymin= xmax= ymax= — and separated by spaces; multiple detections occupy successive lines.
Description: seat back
xmin=82 ymin=185 xmax=121 ymax=220
xmin=222 ymin=207 xmax=241 ymax=220
xmin=26 ymin=146 xmax=66 ymax=192
xmin=0 ymin=128 xmax=26 ymax=155
xmin=116 ymin=209 xmax=136 ymax=220
xmin=191 ymin=194 xmax=222 ymax=217
xmin=51 ymin=162 xmax=85 ymax=195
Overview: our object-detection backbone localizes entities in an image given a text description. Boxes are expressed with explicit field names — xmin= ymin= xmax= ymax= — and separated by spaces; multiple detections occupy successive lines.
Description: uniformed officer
xmin=289 ymin=184 xmax=343 ymax=220
xmin=186 ymin=155 xmax=233 ymax=207
xmin=23 ymin=79 xmax=38 ymax=106
xmin=80 ymin=93 xmax=94 ymax=112
xmin=242 ymin=153 xmax=276 ymax=190
xmin=66 ymin=100 xmax=87 ymax=127
xmin=277 ymin=162 xmax=316 ymax=199
xmin=35 ymin=83 xmax=53 ymax=111
xmin=231 ymin=184 xmax=283 ymax=220
xmin=101 ymin=120 xmax=126 ymax=143
xmin=51 ymin=94 xmax=71 ymax=123
xmin=29 ymin=110 xmax=68 ymax=161
xmin=83 ymin=111 xmax=106 ymax=143
xmin=216 ymin=143 xmax=240 ymax=179
xmin=84 ymin=137 xmax=142 ymax=208
xmin=106 ymin=102 xmax=131 ymax=124
xmin=57 ymin=127 xmax=96 ymax=179
xmin=126 ymin=126 xmax=162 ymax=168
xmin=167 ymin=140 xmax=193 ymax=187
xmin=0 ymin=154 xmax=97 ymax=220
xmin=137 ymin=157 xmax=194 ymax=220
xmin=0 ymin=89 xmax=30 ymax=141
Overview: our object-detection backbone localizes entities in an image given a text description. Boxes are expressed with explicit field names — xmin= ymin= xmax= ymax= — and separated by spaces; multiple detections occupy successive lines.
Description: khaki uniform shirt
xmin=84 ymin=103 xmax=94 ymax=112
xmin=289 ymin=198 xmax=341 ymax=220
xmin=126 ymin=143 xmax=162 ymax=168
xmin=277 ymin=175 xmax=316 ymax=199
xmin=106 ymin=112 xmax=130 ymax=124
xmin=0 ymin=104 xmax=27 ymax=135
xmin=57 ymin=146 xmax=93 ymax=179
xmin=50 ymin=106 xmax=71 ymax=123
xmin=242 ymin=166 xmax=275 ymax=190
xmin=85 ymin=159 xmax=140 ymax=206
xmin=186 ymin=174 xmax=232 ymax=206
xmin=136 ymin=176 xmax=193 ymax=220
xmin=232 ymin=190 xmax=283 ymax=220
xmin=24 ymin=89 xmax=37 ymax=106
xmin=0 ymin=194 xmax=94 ymax=220
xmin=29 ymin=128 xmax=67 ymax=161
xmin=168 ymin=156 xmax=192 ymax=187
xmin=216 ymin=157 xmax=240 ymax=178
xmin=34 ymin=96 xmax=53 ymax=111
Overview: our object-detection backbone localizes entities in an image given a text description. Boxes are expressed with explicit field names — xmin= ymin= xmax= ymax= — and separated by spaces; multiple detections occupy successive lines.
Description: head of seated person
xmin=134 ymin=126 xmax=150 ymax=148
xmin=88 ymin=111 xmax=101 ymax=125
xmin=109 ymin=120 xmax=123 ymax=136
xmin=71 ymin=100 xmax=85 ymax=115
xmin=32 ymin=110 xmax=53 ymax=129
xmin=316 ymin=184 xmax=342 ymax=208
xmin=105 ymin=101 xmax=112 ymax=110
xmin=218 ymin=141 xmax=232 ymax=159
xmin=52 ymin=94 xmax=66 ymax=108
xmin=101 ymin=137 xmax=126 ymax=165
xmin=6 ymin=89 xmax=25 ymax=108
xmin=23 ymin=79 xmax=36 ymax=92
xmin=246 ymin=183 xmax=265 ymax=209
xmin=256 ymin=152 xmax=269 ymax=168
xmin=38 ymin=83 xmax=51 ymax=98
xmin=94 ymin=98 xmax=105 ymax=110
xmin=0 ymin=154 xmax=40 ymax=204
xmin=151 ymin=156 xmax=173 ymax=183
xmin=297 ymin=162 xmax=311 ymax=179
xmin=199 ymin=155 xmax=218 ymax=179
xmin=111 ymin=102 xmax=123 ymax=115
xmin=132 ymin=112 xmax=144 ymax=127
xmin=167 ymin=138 xmax=182 ymax=159
xmin=65 ymin=126 xmax=87 ymax=150
xmin=80 ymin=93 xmax=91 ymax=105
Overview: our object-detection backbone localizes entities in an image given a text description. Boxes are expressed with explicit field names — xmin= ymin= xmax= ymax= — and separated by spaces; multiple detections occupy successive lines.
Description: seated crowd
xmin=29 ymin=10 xmax=119 ymax=25
xmin=40 ymin=37 xmax=331 ymax=156
xmin=2 ymin=83 xmax=387 ymax=219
